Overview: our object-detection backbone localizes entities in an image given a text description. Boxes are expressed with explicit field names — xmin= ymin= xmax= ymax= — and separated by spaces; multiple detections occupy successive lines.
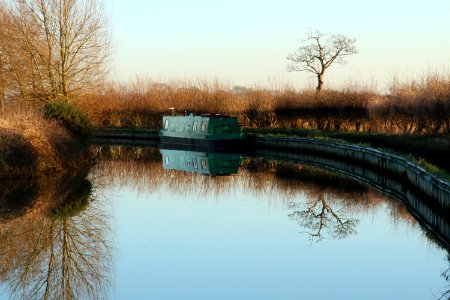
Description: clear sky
xmin=108 ymin=0 xmax=450 ymax=91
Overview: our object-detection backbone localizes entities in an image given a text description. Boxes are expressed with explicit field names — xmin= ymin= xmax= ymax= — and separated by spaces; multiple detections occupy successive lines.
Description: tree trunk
xmin=316 ymin=73 xmax=324 ymax=92
xmin=0 ymin=57 xmax=3 ymax=111
xmin=0 ymin=77 xmax=4 ymax=111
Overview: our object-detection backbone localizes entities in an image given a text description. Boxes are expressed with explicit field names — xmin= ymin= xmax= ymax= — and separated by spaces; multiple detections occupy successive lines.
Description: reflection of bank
xmin=160 ymin=148 xmax=241 ymax=175
xmin=0 ymin=173 xmax=112 ymax=300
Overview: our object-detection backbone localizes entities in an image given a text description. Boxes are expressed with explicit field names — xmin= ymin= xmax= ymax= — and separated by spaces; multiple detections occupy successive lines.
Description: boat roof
xmin=163 ymin=113 xmax=234 ymax=118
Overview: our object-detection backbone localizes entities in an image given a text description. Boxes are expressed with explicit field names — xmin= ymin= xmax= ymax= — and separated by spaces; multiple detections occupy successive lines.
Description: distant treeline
xmin=75 ymin=75 xmax=450 ymax=135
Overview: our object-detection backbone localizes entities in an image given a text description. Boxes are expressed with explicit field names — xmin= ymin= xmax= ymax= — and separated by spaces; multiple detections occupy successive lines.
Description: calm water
xmin=0 ymin=146 xmax=449 ymax=300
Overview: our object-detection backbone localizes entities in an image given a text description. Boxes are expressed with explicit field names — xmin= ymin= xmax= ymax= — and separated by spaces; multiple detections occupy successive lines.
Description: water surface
xmin=0 ymin=146 xmax=448 ymax=299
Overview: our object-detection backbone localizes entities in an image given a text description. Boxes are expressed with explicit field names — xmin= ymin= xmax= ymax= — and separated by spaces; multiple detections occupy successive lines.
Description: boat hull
xmin=160 ymin=135 xmax=246 ymax=152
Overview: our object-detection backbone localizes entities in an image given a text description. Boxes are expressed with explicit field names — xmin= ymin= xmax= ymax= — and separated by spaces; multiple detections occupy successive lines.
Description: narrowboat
xmin=160 ymin=149 xmax=241 ymax=175
xmin=159 ymin=113 xmax=244 ymax=151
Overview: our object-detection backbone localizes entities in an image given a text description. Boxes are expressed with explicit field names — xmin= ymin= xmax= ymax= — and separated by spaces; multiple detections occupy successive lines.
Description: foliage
xmin=44 ymin=101 xmax=90 ymax=137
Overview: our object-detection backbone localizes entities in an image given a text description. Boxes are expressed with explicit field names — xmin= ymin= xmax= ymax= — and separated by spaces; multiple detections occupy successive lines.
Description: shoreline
xmin=0 ymin=120 xmax=92 ymax=180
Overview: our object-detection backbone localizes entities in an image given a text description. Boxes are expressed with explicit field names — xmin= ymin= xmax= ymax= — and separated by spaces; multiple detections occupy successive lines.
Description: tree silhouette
xmin=287 ymin=29 xmax=357 ymax=91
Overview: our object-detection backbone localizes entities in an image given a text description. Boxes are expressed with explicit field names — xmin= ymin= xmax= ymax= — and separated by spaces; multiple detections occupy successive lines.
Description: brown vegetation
xmin=0 ymin=107 xmax=92 ymax=179
xmin=73 ymin=74 xmax=450 ymax=135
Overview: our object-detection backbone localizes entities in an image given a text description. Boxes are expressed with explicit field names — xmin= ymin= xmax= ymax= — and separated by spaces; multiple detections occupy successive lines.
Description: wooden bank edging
xmin=91 ymin=127 xmax=159 ymax=140
xmin=253 ymin=136 xmax=450 ymax=209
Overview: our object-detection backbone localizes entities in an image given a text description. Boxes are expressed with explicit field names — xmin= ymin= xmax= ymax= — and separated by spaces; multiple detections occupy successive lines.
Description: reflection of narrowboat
xmin=159 ymin=114 xmax=244 ymax=151
xmin=160 ymin=149 xmax=241 ymax=175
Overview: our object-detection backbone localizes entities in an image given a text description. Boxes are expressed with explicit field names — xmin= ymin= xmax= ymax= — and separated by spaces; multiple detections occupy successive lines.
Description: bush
xmin=44 ymin=101 xmax=90 ymax=137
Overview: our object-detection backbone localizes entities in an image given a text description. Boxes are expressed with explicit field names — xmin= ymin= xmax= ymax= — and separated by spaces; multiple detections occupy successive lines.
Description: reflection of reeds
xmin=243 ymin=159 xmax=414 ymax=221
xmin=92 ymin=148 xmax=414 ymax=225
xmin=73 ymin=74 xmax=450 ymax=134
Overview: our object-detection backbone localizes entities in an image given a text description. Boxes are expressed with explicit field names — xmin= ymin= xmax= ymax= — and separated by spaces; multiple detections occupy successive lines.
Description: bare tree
xmin=3 ymin=0 xmax=110 ymax=102
xmin=0 ymin=2 xmax=9 ymax=109
xmin=287 ymin=29 xmax=357 ymax=91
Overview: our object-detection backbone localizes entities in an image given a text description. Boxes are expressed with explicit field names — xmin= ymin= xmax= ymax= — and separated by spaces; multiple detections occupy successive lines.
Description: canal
xmin=0 ymin=145 xmax=448 ymax=299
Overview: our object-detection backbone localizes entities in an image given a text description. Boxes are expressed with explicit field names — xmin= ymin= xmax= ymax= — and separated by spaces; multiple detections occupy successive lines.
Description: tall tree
xmin=287 ymin=29 xmax=357 ymax=91
xmin=4 ymin=0 xmax=110 ymax=102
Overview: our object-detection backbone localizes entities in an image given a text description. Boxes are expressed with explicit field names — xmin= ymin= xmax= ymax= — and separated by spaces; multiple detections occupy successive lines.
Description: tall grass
xmin=73 ymin=73 xmax=450 ymax=135
xmin=0 ymin=106 xmax=92 ymax=179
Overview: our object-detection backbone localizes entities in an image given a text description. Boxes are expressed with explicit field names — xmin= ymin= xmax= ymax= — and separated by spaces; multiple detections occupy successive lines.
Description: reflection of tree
xmin=438 ymin=254 xmax=450 ymax=300
xmin=0 ymin=176 xmax=112 ymax=300
xmin=288 ymin=192 xmax=359 ymax=242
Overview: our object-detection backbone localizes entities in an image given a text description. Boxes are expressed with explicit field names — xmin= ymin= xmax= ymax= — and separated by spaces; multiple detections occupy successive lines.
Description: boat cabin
xmin=159 ymin=113 xmax=244 ymax=150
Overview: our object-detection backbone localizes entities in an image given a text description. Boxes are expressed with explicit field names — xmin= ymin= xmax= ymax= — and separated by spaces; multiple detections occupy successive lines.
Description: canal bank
xmin=0 ymin=121 xmax=92 ymax=179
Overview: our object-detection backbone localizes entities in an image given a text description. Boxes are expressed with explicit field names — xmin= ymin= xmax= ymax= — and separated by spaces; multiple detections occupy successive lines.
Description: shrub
xmin=44 ymin=101 xmax=90 ymax=137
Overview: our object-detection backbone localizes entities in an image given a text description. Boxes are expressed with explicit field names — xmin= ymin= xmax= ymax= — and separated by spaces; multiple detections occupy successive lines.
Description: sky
xmin=108 ymin=0 xmax=450 ymax=91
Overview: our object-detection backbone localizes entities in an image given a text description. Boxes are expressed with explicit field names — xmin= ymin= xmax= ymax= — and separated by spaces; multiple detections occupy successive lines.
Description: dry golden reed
xmin=0 ymin=106 xmax=91 ymax=178
xmin=74 ymin=74 xmax=450 ymax=135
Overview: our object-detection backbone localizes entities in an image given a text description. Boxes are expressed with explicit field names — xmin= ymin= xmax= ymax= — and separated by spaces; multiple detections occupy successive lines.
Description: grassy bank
xmin=0 ymin=108 xmax=92 ymax=179
xmin=74 ymin=73 xmax=450 ymax=135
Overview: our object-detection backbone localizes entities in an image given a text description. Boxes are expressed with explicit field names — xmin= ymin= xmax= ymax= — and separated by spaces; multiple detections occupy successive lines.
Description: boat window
xmin=193 ymin=121 xmax=198 ymax=131
xmin=164 ymin=156 xmax=169 ymax=166
xmin=201 ymin=159 xmax=207 ymax=169
xmin=192 ymin=158 xmax=198 ymax=169
xmin=164 ymin=119 xmax=169 ymax=130
xmin=201 ymin=121 xmax=206 ymax=132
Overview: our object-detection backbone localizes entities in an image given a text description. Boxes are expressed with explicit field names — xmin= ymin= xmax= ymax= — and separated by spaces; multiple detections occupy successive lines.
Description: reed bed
xmin=0 ymin=106 xmax=92 ymax=179
xmin=73 ymin=74 xmax=450 ymax=135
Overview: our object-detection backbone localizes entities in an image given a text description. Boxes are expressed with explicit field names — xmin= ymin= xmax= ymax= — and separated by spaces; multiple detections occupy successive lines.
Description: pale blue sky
xmin=109 ymin=0 xmax=450 ymax=90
